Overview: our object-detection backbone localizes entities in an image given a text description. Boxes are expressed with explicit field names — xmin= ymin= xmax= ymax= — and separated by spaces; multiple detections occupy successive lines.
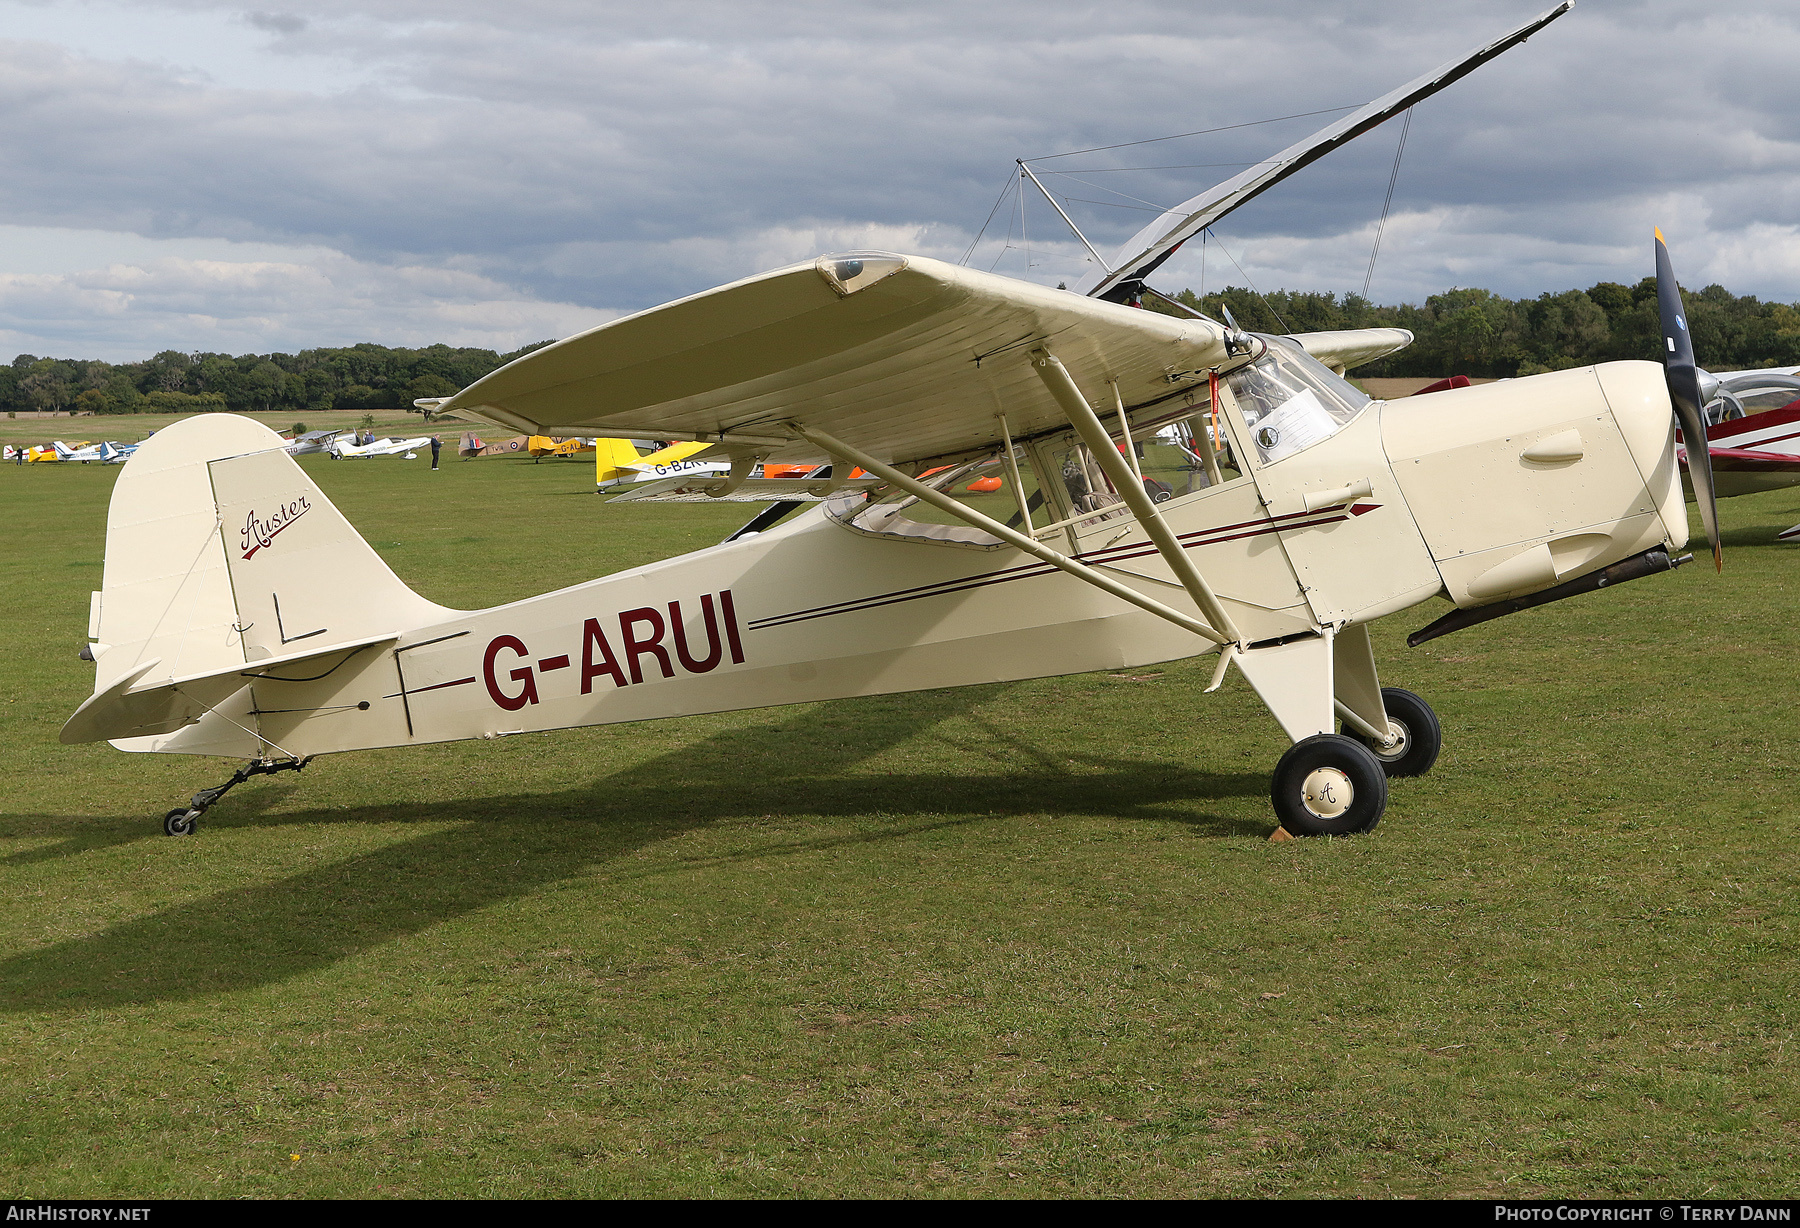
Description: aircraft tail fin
xmin=87 ymin=414 xmax=456 ymax=709
xmin=594 ymin=436 xmax=650 ymax=485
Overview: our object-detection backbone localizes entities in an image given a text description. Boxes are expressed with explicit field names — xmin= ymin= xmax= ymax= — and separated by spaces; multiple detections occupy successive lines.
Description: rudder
xmin=91 ymin=415 xmax=457 ymax=700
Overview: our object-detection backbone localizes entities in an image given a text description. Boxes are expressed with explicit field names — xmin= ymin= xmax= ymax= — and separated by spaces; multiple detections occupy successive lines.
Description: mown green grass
xmin=2 ymin=443 xmax=1798 ymax=1198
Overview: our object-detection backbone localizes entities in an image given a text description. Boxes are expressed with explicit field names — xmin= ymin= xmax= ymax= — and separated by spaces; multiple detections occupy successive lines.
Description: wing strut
xmin=785 ymin=422 xmax=1232 ymax=648
xmin=1030 ymin=350 xmax=1243 ymax=645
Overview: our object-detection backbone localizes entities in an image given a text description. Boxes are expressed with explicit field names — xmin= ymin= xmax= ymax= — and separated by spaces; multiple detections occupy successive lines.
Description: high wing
xmin=437 ymin=254 xmax=1231 ymax=468
xmin=1076 ymin=2 xmax=1574 ymax=302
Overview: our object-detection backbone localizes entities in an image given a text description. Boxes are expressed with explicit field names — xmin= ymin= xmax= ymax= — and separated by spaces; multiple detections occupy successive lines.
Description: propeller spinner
xmin=1655 ymin=228 xmax=1722 ymax=571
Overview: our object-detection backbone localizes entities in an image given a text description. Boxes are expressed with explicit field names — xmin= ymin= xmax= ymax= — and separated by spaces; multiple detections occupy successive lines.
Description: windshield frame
xmin=1222 ymin=335 xmax=1372 ymax=466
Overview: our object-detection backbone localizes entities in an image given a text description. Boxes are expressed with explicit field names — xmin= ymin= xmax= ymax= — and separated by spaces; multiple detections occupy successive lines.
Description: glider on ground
xmin=67 ymin=2 xmax=1715 ymax=840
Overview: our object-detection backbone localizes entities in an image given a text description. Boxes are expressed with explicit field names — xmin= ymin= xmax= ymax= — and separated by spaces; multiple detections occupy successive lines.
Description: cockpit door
xmin=1220 ymin=345 xmax=1439 ymax=627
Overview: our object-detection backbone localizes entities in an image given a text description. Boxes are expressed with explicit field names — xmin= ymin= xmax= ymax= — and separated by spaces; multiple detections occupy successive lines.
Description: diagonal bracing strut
xmin=1028 ymin=349 xmax=1243 ymax=646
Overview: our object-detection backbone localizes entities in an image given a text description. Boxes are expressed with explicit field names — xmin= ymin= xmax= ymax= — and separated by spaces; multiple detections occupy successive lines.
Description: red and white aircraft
xmin=1681 ymin=367 xmax=1800 ymax=541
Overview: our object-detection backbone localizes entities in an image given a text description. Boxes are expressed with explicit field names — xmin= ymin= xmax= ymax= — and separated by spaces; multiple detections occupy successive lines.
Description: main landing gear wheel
xmin=1271 ymin=734 xmax=1388 ymax=837
xmin=1348 ymin=687 xmax=1441 ymax=779
xmin=163 ymin=808 xmax=200 ymax=837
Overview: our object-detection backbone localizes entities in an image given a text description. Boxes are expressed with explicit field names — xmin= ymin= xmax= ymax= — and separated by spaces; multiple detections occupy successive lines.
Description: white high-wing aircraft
xmin=331 ymin=434 xmax=432 ymax=459
xmin=51 ymin=440 xmax=135 ymax=464
xmin=67 ymin=3 xmax=1717 ymax=840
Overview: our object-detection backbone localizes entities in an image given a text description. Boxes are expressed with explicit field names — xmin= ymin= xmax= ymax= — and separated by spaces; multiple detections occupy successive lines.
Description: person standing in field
xmin=430 ymin=435 xmax=441 ymax=470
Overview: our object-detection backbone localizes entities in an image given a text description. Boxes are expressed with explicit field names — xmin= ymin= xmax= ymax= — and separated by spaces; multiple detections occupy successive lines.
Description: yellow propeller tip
xmin=1655 ymin=226 xmax=1666 ymax=243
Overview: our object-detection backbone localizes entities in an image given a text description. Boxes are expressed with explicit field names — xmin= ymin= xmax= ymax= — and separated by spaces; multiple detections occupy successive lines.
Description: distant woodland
xmin=8 ymin=275 xmax=1800 ymax=417
xmin=1161 ymin=277 xmax=1800 ymax=378
xmin=0 ymin=341 xmax=553 ymax=417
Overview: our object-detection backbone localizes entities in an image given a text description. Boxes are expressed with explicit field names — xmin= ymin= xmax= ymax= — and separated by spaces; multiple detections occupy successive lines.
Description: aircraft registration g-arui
xmin=63 ymin=2 xmax=1720 ymax=838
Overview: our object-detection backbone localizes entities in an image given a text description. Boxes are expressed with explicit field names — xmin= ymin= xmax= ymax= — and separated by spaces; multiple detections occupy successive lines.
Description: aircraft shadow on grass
xmin=0 ymin=683 xmax=1267 ymax=1013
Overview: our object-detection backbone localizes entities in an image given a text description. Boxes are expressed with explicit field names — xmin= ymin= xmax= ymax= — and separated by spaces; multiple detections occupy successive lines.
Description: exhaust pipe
xmin=1408 ymin=548 xmax=1690 ymax=648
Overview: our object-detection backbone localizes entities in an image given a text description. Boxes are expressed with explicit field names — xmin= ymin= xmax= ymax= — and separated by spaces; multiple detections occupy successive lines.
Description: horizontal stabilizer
xmin=608 ymin=476 xmax=886 ymax=503
xmin=61 ymin=633 xmax=397 ymax=745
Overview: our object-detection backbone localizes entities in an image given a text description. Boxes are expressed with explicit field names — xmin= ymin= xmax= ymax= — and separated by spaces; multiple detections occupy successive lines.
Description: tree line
xmin=1159 ymin=277 xmax=1800 ymax=378
xmin=0 ymin=341 xmax=553 ymax=417
xmin=10 ymin=274 xmax=1800 ymax=417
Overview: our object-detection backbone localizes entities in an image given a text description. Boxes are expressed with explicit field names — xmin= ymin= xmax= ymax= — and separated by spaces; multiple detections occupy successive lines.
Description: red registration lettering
xmin=483 ymin=635 xmax=539 ymax=710
xmin=619 ymin=607 xmax=675 ymax=684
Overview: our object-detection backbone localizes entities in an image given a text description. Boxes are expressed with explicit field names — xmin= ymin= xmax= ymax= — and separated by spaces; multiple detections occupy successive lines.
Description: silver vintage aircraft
xmin=62 ymin=2 xmax=1721 ymax=838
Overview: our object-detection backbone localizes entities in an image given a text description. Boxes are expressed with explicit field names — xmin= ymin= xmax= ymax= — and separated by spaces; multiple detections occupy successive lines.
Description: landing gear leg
xmin=1347 ymin=687 xmax=1441 ymax=778
xmin=161 ymin=757 xmax=310 ymax=836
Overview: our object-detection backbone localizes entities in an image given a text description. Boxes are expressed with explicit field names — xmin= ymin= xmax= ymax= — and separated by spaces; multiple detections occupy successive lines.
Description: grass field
xmin=2 ymin=438 xmax=1798 ymax=1199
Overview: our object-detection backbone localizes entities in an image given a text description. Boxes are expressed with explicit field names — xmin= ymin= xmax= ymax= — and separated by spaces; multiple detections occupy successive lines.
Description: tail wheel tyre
xmin=1271 ymin=734 xmax=1388 ymax=836
xmin=1348 ymin=687 xmax=1441 ymax=778
xmin=163 ymin=808 xmax=199 ymax=837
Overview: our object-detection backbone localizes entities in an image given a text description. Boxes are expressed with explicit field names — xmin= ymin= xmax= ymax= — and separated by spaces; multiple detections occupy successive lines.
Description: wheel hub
xmin=1300 ymin=767 xmax=1353 ymax=818
xmin=1375 ymin=718 xmax=1411 ymax=760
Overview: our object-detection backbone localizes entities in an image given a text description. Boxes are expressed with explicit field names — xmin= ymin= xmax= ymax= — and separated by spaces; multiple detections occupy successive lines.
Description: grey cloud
xmin=0 ymin=251 xmax=611 ymax=359
xmin=244 ymin=10 xmax=307 ymax=35
xmin=1 ymin=0 xmax=1798 ymax=359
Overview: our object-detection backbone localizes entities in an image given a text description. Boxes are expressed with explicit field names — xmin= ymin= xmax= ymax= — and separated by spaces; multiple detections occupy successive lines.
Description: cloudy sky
xmin=0 ymin=0 xmax=1796 ymax=360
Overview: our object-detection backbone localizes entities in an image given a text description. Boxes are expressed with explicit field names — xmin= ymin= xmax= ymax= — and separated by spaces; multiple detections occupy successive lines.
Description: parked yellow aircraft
xmin=527 ymin=435 xmax=596 ymax=461
xmin=595 ymin=438 xmax=719 ymax=490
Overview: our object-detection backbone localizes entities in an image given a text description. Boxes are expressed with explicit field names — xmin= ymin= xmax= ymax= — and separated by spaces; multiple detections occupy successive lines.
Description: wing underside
xmin=438 ymin=255 xmax=1229 ymax=468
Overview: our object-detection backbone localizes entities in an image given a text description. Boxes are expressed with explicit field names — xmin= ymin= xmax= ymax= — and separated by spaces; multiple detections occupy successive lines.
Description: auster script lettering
xmin=240 ymin=495 xmax=314 ymax=559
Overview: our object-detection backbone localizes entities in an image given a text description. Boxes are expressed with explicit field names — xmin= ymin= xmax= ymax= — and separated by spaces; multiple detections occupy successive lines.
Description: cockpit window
xmin=1226 ymin=339 xmax=1370 ymax=465
xmin=828 ymin=452 xmax=1036 ymax=550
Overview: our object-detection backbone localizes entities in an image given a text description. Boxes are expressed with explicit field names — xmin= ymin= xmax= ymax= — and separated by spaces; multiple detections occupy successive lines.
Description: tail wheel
xmin=1348 ymin=687 xmax=1441 ymax=778
xmin=1271 ymin=734 xmax=1388 ymax=836
xmin=163 ymin=808 xmax=199 ymax=837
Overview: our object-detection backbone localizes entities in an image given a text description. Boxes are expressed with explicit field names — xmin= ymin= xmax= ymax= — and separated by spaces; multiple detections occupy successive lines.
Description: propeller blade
xmin=1655 ymin=227 xmax=1722 ymax=571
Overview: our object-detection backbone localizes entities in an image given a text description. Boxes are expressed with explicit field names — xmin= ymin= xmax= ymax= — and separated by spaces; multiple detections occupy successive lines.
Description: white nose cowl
xmin=1595 ymin=360 xmax=1688 ymax=553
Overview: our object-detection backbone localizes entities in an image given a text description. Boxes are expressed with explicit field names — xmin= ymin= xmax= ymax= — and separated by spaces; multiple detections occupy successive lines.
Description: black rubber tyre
xmin=163 ymin=808 xmax=199 ymax=837
xmin=1271 ymin=734 xmax=1388 ymax=836
xmin=1347 ymin=687 xmax=1441 ymax=779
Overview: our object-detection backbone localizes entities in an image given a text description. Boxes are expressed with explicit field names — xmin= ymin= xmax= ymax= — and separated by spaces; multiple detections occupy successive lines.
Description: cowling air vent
xmin=815 ymin=252 xmax=908 ymax=296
